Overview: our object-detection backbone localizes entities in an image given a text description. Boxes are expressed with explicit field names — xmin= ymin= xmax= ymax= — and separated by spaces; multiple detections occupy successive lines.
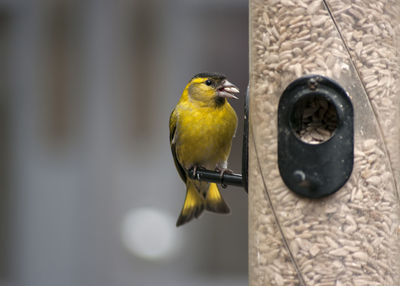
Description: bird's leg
xmin=189 ymin=165 xmax=207 ymax=180
xmin=192 ymin=165 xmax=197 ymax=177
xmin=215 ymin=166 xmax=234 ymax=189
xmin=215 ymin=166 xmax=234 ymax=177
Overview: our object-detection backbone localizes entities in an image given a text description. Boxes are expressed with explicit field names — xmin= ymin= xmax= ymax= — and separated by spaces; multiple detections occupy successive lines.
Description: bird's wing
xmin=169 ymin=108 xmax=187 ymax=183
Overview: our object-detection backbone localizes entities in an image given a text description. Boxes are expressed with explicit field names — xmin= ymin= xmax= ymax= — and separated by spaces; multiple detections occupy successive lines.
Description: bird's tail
xmin=176 ymin=181 xmax=230 ymax=227
xmin=176 ymin=179 xmax=205 ymax=226
xmin=205 ymin=183 xmax=230 ymax=214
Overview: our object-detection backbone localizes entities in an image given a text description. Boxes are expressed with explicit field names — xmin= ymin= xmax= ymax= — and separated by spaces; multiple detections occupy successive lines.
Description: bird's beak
xmin=217 ymin=80 xmax=239 ymax=99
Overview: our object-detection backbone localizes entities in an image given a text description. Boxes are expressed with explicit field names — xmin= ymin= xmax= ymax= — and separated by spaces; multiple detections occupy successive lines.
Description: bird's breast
xmin=176 ymin=103 xmax=237 ymax=169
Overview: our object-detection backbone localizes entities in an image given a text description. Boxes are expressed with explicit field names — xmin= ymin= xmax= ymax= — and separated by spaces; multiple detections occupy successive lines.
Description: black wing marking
xmin=169 ymin=109 xmax=186 ymax=183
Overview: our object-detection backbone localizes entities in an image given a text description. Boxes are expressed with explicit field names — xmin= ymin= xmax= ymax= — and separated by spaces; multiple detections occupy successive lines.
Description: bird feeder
xmin=249 ymin=0 xmax=400 ymax=285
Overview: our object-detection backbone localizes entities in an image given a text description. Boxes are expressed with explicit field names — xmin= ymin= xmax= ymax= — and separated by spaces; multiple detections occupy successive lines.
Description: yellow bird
xmin=169 ymin=72 xmax=239 ymax=226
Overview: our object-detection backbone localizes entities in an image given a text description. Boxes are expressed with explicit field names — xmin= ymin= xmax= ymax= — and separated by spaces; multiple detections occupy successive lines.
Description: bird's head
xmin=186 ymin=72 xmax=239 ymax=106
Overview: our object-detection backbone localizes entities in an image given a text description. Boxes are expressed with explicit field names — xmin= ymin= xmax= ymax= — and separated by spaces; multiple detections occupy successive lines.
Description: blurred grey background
xmin=0 ymin=0 xmax=248 ymax=285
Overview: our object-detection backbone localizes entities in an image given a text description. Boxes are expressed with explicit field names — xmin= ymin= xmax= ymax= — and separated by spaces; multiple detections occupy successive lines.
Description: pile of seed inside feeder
xmin=249 ymin=0 xmax=400 ymax=285
xmin=296 ymin=96 xmax=338 ymax=144
xmin=328 ymin=0 xmax=400 ymax=182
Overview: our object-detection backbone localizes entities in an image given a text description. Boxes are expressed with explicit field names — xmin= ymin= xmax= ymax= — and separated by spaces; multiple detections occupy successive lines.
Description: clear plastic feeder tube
xmin=249 ymin=0 xmax=400 ymax=285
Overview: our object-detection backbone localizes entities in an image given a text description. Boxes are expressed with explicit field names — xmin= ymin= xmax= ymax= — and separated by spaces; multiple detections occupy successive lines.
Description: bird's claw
xmin=215 ymin=167 xmax=233 ymax=189
xmin=189 ymin=166 xmax=206 ymax=180
xmin=215 ymin=167 xmax=234 ymax=178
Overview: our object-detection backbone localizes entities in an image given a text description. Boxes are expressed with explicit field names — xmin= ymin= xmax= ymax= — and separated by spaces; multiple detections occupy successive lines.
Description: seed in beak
xmin=217 ymin=80 xmax=240 ymax=99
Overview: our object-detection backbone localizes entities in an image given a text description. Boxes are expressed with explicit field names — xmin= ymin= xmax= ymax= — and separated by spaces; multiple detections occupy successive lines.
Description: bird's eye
xmin=205 ymin=79 xmax=212 ymax=86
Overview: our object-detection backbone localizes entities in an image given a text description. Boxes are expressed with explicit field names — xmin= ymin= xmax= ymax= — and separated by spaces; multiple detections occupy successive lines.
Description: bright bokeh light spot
xmin=121 ymin=207 xmax=180 ymax=260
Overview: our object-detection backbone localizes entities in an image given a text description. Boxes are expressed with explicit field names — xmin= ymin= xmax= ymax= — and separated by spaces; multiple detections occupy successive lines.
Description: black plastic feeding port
xmin=188 ymin=87 xmax=249 ymax=192
xmin=278 ymin=75 xmax=354 ymax=198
